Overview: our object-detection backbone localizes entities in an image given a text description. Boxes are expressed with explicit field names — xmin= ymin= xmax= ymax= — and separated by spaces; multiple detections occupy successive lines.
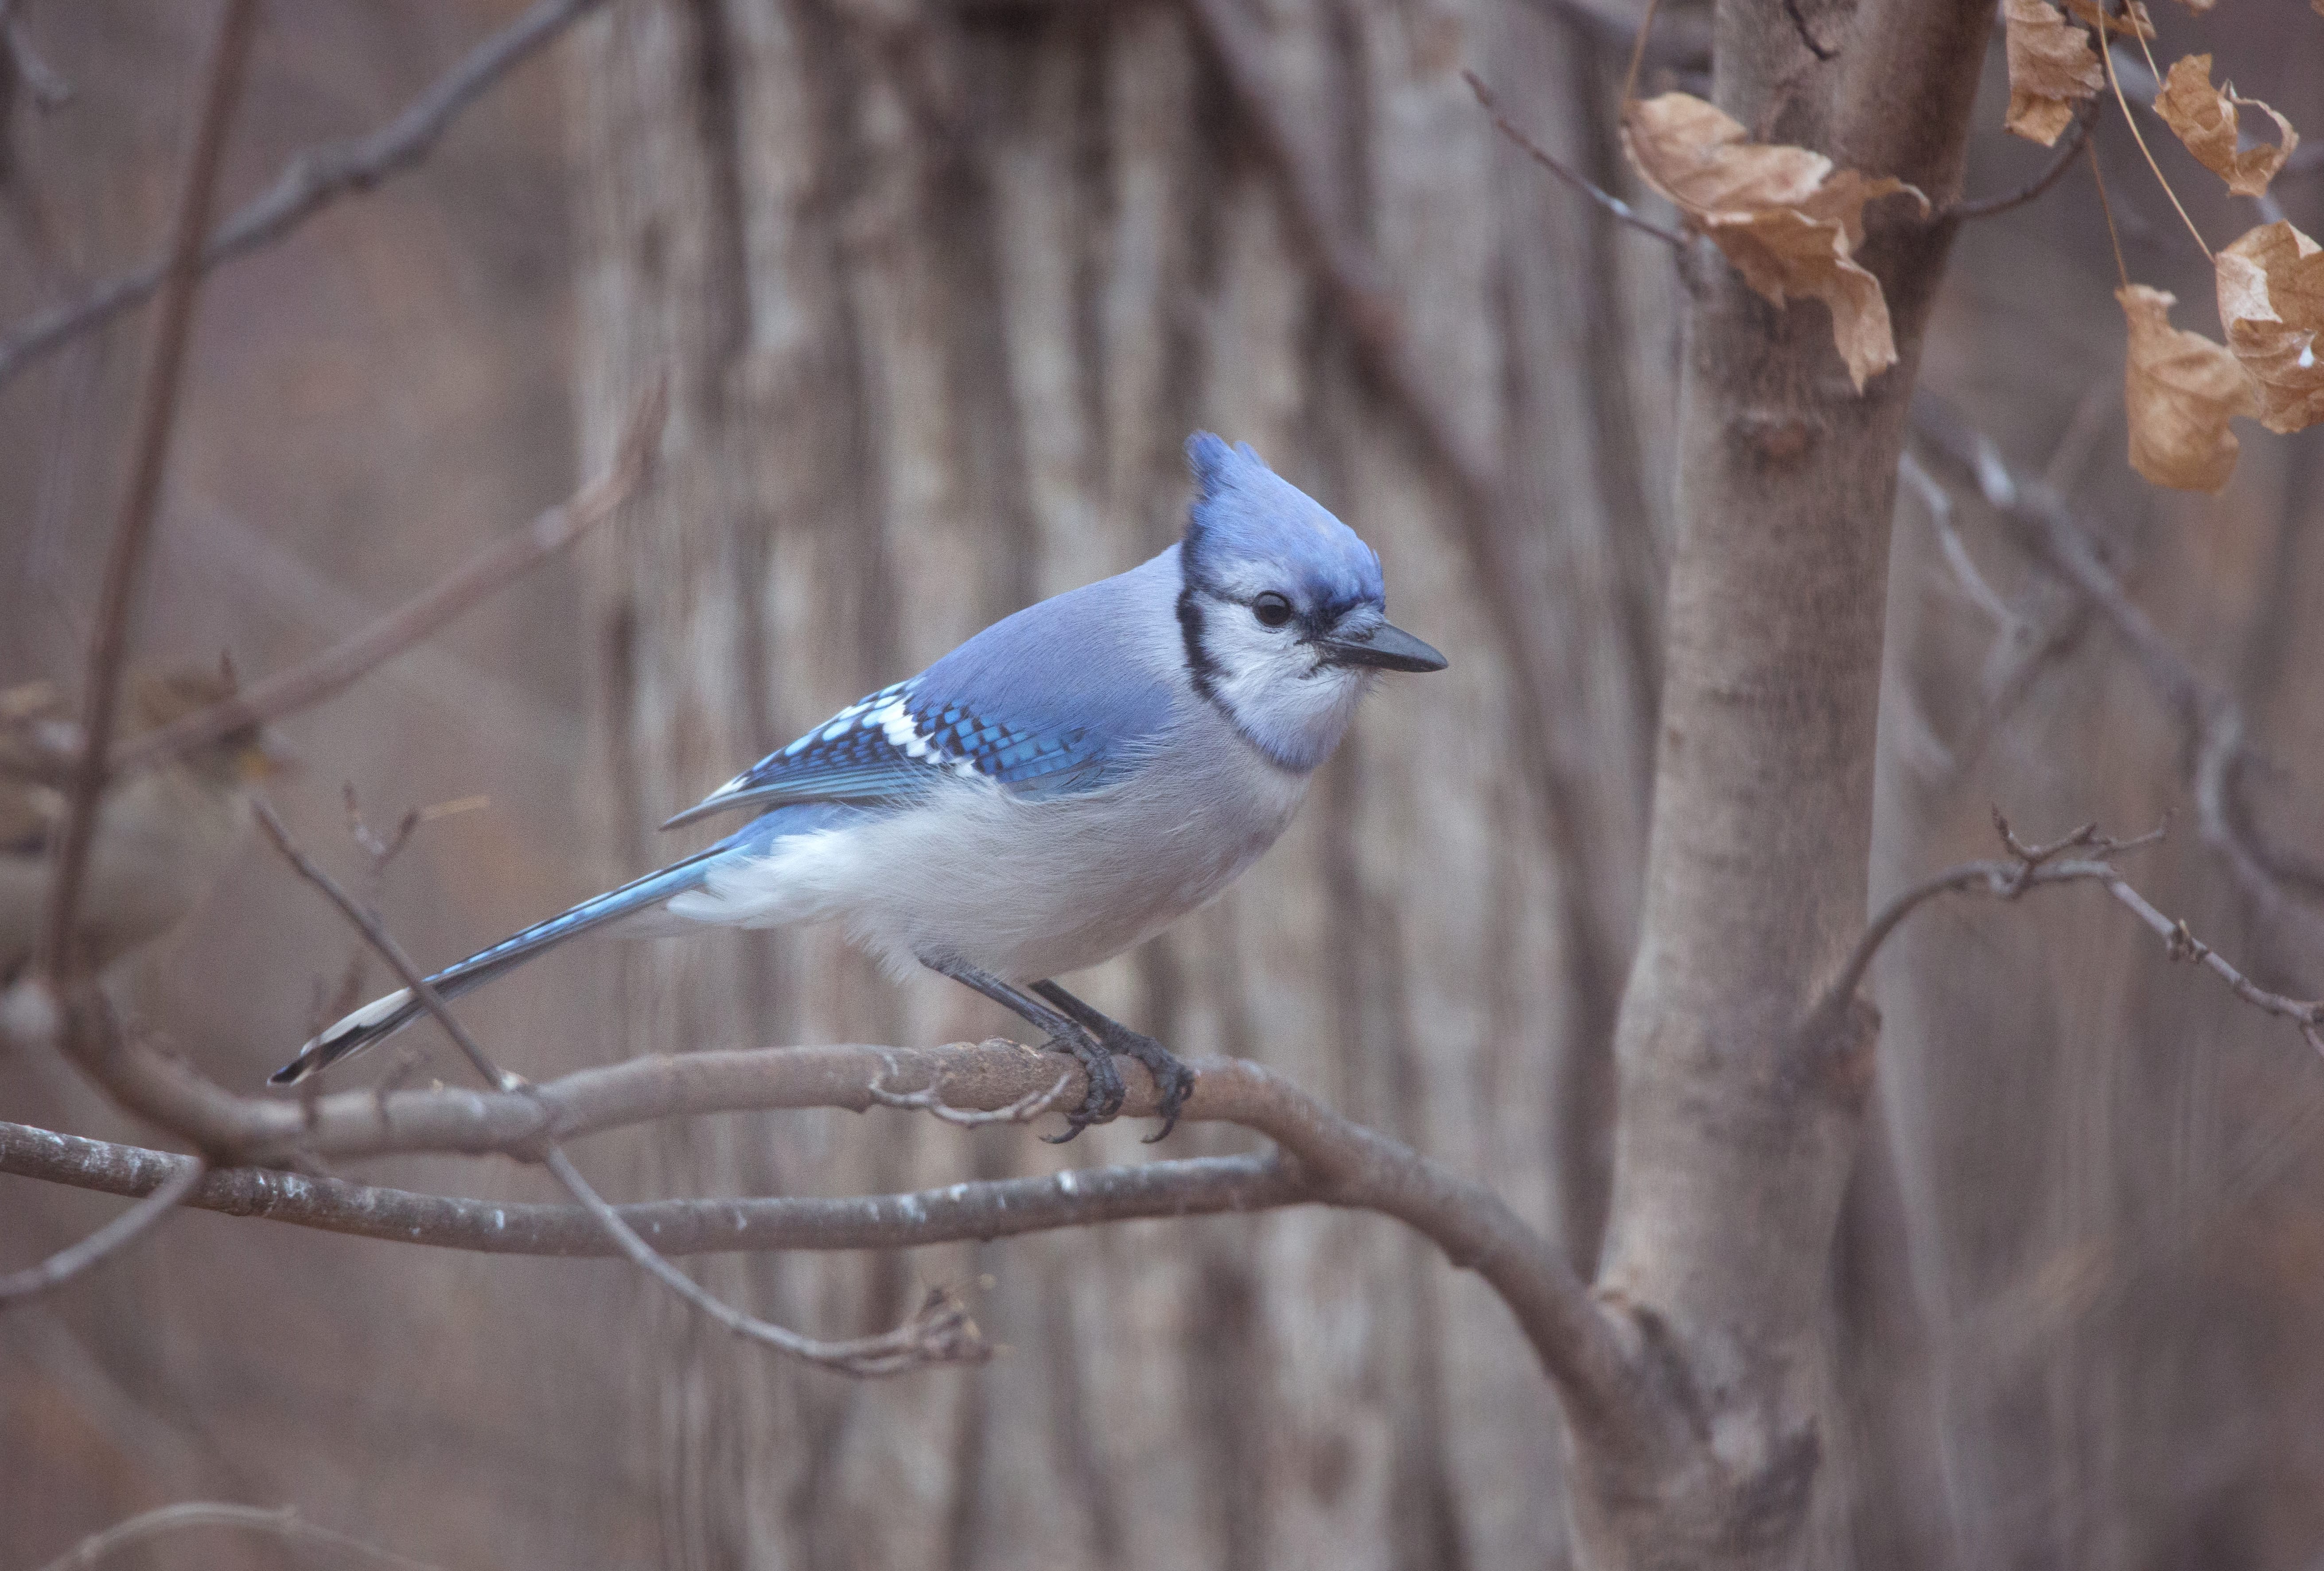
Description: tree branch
xmin=112 ymin=374 xmax=667 ymax=776
xmin=0 ymin=1152 xmax=205 ymax=1302
xmin=1943 ymin=94 xmax=2097 ymax=223
xmin=0 ymin=1124 xmax=1308 ymax=1255
xmin=0 ymin=1029 xmax=1643 ymax=1426
xmin=1808 ymin=815 xmax=2323 ymax=1058
xmin=254 ymin=800 xmax=993 ymax=1376
xmin=1909 ymin=393 xmax=2324 ymax=967
xmin=0 ymin=0 xmax=610 ymax=391
xmin=32 ymin=1502 xmax=443 ymax=1571
xmin=1464 ymin=70 xmax=1685 ymax=248
xmin=38 ymin=0 xmax=257 ymax=978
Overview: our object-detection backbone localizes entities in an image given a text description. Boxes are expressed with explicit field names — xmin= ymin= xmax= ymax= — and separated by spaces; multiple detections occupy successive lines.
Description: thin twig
xmin=1945 ymin=95 xmax=2098 ymax=222
xmin=1900 ymin=450 xmax=2016 ymax=630
xmin=1464 ymin=70 xmax=1684 ymax=248
xmin=114 ymin=375 xmax=667 ymax=775
xmin=2098 ymin=22 xmax=2208 ymax=259
xmin=1807 ymin=815 xmax=2322 ymax=1058
xmin=253 ymin=797 xmax=512 ymax=1092
xmin=0 ymin=0 xmax=610 ymax=391
xmin=0 ymin=1153 xmax=205 ymax=1303
xmin=33 ymin=1502 xmax=444 ymax=1571
xmin=541 ymin=1148 xmax=990 ymax=1376
xmin=254 ymin=801 xmax=990 ymax=1378
xmin=1909 ymin=394 xmax=2324 ymax=963
xmin=37 ymin=0 xmax=257 ymax=979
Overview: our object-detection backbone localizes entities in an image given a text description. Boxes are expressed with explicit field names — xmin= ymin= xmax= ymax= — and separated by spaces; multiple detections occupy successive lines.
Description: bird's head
xmin=1176 ymin=433 xmax=1445 ymax=772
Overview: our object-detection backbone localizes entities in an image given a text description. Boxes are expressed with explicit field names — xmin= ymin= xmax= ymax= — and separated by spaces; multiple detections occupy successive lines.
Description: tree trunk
xmin=1574 ymin=2 xmax=1994 ymax=1566
xmin=566 ymin=0 xmax=1667 ymax=1564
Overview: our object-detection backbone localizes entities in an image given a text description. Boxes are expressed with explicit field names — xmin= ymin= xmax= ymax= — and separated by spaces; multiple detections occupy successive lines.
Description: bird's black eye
xmin=1252 ymin=592 xmax=1294 ymax=628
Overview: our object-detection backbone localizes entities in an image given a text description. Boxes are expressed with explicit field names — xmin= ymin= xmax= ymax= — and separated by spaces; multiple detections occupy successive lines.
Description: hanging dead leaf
xmin=2119 ymin=284 xmax=2257 ymax=492
xmin=2004 ymin=0 xmax=2104 ymax=145
xmin=2064 ymin=0 xmax=2155 ymax=36
xmin=2153 ymin=54 xmax=2300 ymax=198
xmin=1622 ymin=93 xmax=1927 ymax=391
xmin=2215 ymin=221 xmax=2324 ymax=434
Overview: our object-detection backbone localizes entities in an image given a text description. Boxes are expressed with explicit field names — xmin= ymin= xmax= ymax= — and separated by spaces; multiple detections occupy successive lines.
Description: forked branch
xmin=1808 ymin=813 xmax=2324 ymax=1059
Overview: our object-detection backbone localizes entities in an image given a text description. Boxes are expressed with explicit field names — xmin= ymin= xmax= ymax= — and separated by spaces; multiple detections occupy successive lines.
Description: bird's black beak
xmin=1315 ymin=621 xmax=1448 ymax=673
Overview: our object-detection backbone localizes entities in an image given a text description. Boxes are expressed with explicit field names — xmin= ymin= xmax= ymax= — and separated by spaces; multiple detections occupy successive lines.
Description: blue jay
xmin=271 ymin=435 xmax=1446 ymax=1138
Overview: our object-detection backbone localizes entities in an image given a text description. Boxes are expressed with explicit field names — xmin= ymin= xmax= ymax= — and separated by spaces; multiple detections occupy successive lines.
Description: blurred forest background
xmin=3 ymin=0 xmax=2323 ymax=1567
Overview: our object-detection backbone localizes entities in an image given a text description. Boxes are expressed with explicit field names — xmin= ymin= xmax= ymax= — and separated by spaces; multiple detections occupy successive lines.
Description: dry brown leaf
xmin=2171 ymin=0 xmax=2217 ymax=11
xmin=2064 ymin=0 xmax=2155 ymax=36
xmin=2119 ymin=284 xmax=2257 ymax=492
xmin=1622 ymin=93 xmax=1927 ymax=390
xmin=2154 ymin=54 xmax=2300 ymax=198
xmin=2215 ymin=221 xmax=2324 ymax=434
xmin=2005 ymin=0 xmax=2104 ymax=145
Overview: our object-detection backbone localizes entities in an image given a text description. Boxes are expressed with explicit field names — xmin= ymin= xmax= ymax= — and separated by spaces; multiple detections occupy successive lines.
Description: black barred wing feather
xmin=661 ymin=681 xmax=1118 ymax=830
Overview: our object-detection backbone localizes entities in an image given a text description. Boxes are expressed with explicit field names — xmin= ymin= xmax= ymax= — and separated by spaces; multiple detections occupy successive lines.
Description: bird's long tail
xmin=269 ymin=843 xmax=735 ymax=1086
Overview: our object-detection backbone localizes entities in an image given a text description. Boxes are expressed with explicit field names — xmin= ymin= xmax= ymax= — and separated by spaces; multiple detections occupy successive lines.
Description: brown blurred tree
xmin=563 ymin=0 xmax=1668 ymax=1563
xmin=8 ymin=1 xmax=2324 ymax=1569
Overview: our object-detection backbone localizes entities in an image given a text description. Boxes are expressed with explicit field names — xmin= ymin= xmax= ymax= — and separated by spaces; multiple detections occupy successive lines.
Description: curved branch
xmin=1910 ymin=393 xmax=2324 ymax=965
xmin=1943 ymin=95 xmax=2097 ymax=223
xmin=0 ymin=1037 xmax=1645 ymax=1435
xmin=0 ymin=1152 xmax=205 ymax=1301
xmin=0 ymin=0 xmax=609 ymax=391
xmin=32 ymin=1502 xmax=443 ymax=1571
xmin=1464 ymin=70 xmax=1685 ymax=248
xmin=1806 ymin=825 xmax=2323 ymax=1057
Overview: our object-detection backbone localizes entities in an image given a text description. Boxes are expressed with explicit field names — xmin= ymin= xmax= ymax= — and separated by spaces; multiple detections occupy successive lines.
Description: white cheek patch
xmin=1196 ymin=599 xmax=1369 ymax=771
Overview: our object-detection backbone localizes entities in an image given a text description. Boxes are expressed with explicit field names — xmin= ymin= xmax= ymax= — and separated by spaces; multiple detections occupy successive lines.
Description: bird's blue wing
xmin=662 ymin=554 xmax=1182 ymax=831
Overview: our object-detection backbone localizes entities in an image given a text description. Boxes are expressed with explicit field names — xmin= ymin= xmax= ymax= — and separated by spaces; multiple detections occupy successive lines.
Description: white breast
xmin=666 ymin=705 xmax=1310 ymax=982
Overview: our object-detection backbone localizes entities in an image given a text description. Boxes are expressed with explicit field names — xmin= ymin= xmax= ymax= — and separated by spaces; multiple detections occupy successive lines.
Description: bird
xmin=0 ymin=666 xmax=293 ymax=982
xmin=270 ymin=434 xmax=1447 ymax=1138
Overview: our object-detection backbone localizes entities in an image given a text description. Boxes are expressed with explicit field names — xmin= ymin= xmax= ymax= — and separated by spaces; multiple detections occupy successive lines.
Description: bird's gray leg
xmin=1030 ymin=980 xmax=1195 ymax=1143
xmin=921 ymin=957 xmax=1125 ymax=1139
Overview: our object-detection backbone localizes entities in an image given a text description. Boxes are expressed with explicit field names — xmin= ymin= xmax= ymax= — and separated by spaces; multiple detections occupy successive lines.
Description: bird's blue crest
xmin=1183 ymin=434 xmax=1383 ymax=611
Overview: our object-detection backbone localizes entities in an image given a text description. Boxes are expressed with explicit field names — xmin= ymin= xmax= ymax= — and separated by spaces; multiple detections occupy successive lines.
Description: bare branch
xmin=0 ymin=1153 xmax=205 ymax=1303
xmin=114 ymin=375 xmax=668 ymax=776
xmin=38 ymin=0 xmax=257 ymax=978
xmin=1910 ymin=393 xmax=2324 ymax=963
xmin=542 ymin=1148 xmax=990 ymax=1377
xmin=1943 ymin=95 xmax=2098 ymax=223
xmin=0 ymin=0 xmax=609 ymax=391
xmin=253 ymin=797 xmax=513 ymax=1093
xmin=254 ymin=800 xmax=993 ymax=1377
xmin=1464 ymin=70 xmax=1684 ymax=248
xmin=1808 ymin=816 xmax=2322 ymax=1058
xmin=32 ymin=1502 xmax=443 ymax=1571
xmin=0 ymin=1123 xmax=1309 ymax=1255
xmin=0 ymin=1034 xmax=1642 ymax=1427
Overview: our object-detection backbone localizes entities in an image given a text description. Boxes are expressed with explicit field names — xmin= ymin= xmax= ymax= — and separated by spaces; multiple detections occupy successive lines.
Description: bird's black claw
xmin=1040 ymin=1027 xmax=1124 ymax=1143
xmin=1107 ymin=1028 xmax=1195 ymax=1142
